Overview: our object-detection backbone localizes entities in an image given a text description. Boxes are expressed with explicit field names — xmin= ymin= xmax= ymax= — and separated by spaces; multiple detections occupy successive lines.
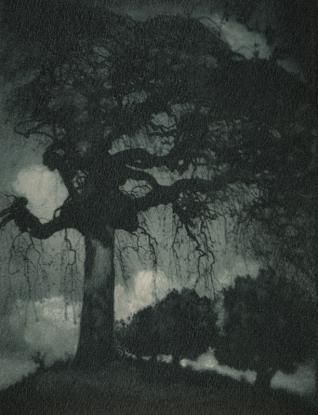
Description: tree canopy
xmin=215 ymin=269 xmax=316 ymax=388
xmin=117 ymin=289 xmax=218 ymax=361
xmin=0 ymin=0 xmax=309 ymax=247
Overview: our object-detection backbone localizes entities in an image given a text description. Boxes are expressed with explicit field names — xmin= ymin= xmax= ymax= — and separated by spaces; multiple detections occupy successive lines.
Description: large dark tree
xmin=0 ymin=0 xmax=313 ymax=368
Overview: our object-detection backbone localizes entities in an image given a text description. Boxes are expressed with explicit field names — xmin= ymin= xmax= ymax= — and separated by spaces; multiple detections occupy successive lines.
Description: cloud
xmin=272 ymin=363 xmax=316 ymax=397
xmin=198 ymin=13 xmax=272 ymax=60
xmin=181 ymin=349 xmax=256 ymax=384
xmin=115 ymin=269 xmax=178 ymax=320
xmin=0 ymin=356 xmax=38 ymax=391
xmin=6 ymin=297 xmax=80 ymax=367
xmin=13 ymin=165 xmax=68 ymax=221
xmin=181 ymin=350 xmax=315 ymax=397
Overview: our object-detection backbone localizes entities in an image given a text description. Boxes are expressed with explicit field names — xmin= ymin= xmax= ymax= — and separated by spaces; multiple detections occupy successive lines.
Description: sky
xmin=13 ymin=165 xmax=68 ymax=222
xmin=0 ymin=0 xmax=311 ymax=396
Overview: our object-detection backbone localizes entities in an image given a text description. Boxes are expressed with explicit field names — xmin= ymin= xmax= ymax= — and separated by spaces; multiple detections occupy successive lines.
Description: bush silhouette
xmin=215 ymin=268 xmax=316 ymax=389
xmin=117 ymin=289 xmax=219 ymax=364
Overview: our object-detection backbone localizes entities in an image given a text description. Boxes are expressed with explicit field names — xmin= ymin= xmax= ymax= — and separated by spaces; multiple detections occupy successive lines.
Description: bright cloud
xmin=198 ymin=13 xmax=272 ymax=60
xmin=272 ymin=363 xmax=316 ymax=397
xmin=115 ymin=269 xmax=178 ymax=320
xmin=7 ymin=297 xmax=80 ymax=367
xmin=0 ymin=356 xmax=38 ymax=390
xmin=181 ymin=350 xmax=315 ymax=397
xmin=181 ymin=349 xmax=256 ymax=384
xmin=13 ymin=165 xmax=68 ymax=221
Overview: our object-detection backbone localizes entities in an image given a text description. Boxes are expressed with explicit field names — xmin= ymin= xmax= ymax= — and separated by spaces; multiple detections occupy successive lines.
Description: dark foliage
xmin=117 ymin=289 xmax=218 ymax=361
xmin=0 ymin=0 xmax=310 ymax=244
xmin=215 ymin=268 xmax=316 ymax=388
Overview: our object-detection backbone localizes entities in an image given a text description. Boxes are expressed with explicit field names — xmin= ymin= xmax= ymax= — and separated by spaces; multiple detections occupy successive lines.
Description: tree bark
xmin=255 ymin=367 xmax=275 ymax=391
xmin=74 ymin=227 xmax=115 ymax=368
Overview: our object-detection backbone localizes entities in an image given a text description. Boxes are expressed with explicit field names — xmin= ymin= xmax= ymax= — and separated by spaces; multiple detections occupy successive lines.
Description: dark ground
xmin=0 ymin=359 xmax=316 ymax=415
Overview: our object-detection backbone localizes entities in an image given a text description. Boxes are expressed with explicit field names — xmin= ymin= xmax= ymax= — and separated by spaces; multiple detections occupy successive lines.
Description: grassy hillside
xmin=0 ymin=359 xmax=316 ymax=415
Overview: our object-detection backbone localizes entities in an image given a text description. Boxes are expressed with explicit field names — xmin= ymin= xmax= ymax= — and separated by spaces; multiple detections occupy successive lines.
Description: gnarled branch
xmin=0 ymin=197 xmax=74 ymax=239
xmin=134 ymin=173 xmax=243 ymax=212
xmin=113 ymin=148 xmax=175 ymax=170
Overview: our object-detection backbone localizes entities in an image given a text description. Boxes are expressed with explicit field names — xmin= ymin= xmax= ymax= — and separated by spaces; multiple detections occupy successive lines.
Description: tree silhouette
xmin=117 ymin=289 xmax=218 ymax=363
xmin=215 ymin=269 xmax=316 ymax=390
xmin=116 ymin=307 xmax=161 ymax=360
xmin=0 ymin=0 xmax=312 ymax=367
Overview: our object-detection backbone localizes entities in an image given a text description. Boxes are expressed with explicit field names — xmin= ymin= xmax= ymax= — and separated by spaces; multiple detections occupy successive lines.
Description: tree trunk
xmin=74 ymin=228 xmax=115 ymax=368
xmin=171 ymin=355 xmax=180 ymax=370
xmin=255 ymin=367 xmax=275 ymax=391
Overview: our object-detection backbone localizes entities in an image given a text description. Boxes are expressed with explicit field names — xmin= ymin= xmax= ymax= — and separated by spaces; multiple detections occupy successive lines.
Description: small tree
xmin=215 ymin=269 xmax=316 ymax=390
xmin=118 ymin=289 xmax=218 ymax=363
xmin=116 ymin=307 xmax=161 ymax=360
